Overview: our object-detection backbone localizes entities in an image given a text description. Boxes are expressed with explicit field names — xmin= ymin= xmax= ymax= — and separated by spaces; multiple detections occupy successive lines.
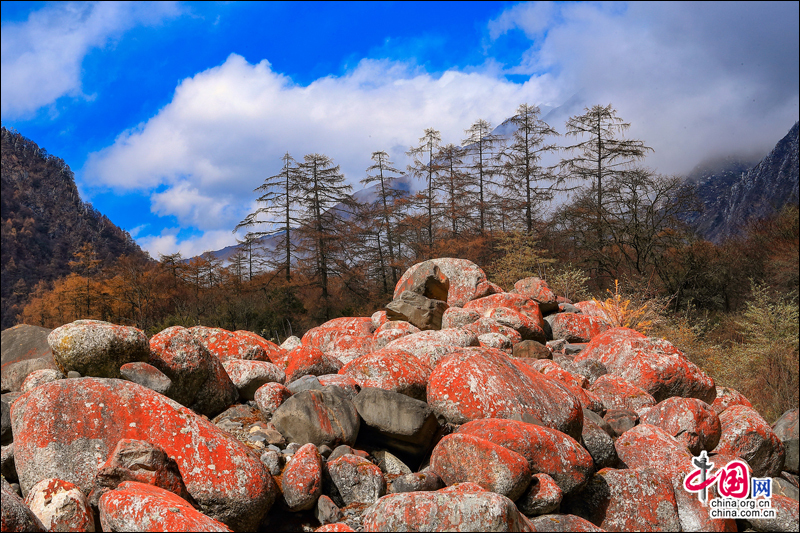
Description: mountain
xmin=1 ymin=127 xmax=148 ymax=330
xmin=685 ymin=122 xmax=799 ymax=243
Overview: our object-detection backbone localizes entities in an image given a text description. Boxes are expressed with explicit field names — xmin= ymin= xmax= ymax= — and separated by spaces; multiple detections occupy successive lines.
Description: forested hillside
xmin=0 ymin=127 xmax=148 ymax=330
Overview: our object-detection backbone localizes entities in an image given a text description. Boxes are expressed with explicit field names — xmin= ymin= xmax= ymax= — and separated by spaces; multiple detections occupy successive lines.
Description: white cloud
xmin=1 ymin=1 xmax=180 ymax=118
xmin=137 ymin=228 xmax=236 ymax=260
xmin=85 ymin=53 xmax=559 ymax=256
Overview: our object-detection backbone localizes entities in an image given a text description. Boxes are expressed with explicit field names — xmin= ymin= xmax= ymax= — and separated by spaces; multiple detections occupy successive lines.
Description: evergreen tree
xmin=462 ymin=119 xmax=504 ymax=234
xmin=497 ymin=104 xmax=560 ymax=234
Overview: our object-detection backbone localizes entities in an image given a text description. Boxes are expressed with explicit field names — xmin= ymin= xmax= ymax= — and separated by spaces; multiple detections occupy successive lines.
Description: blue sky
xmin=2 ymin=1 xmax=798 ymax=259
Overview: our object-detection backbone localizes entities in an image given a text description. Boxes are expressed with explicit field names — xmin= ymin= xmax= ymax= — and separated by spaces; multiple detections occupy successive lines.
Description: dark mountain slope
xmin=686 ymin=122 xmax=799 ymax=243
xmin=1 ymin=127 xmax=148 ymax=329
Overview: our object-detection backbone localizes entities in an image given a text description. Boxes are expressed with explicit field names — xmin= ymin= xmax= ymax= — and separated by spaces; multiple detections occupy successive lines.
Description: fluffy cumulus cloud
xmin=81 ymin=2 xmax=799 ymax=257
xmin=84 ymin=53 xmax=557 ymax=252
xmin=1 ymin=1 xmax=180 ymax=118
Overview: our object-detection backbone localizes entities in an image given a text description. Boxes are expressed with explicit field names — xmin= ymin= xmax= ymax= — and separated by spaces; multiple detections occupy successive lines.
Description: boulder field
xmin=1 ymin=257 xmax=797 ymax=532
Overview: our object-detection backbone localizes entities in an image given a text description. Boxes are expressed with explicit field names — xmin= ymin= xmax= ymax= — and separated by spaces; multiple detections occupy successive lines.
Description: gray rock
xmin=259 ymin=450 xmax=283 ymax=476
xmin=119 ymin=362 xmax=172 ymax=396
xmin=315 ymin=494 xmax=342 ymax=526
xmin=353 ymin=388 xmax=440 ymax=459
xmin=385 ymin=290 xmax=448 ymax=331
xmin=327 ymin=454 xmax=386 ymax=505
xmin=20 ymin=368 xmax=64 ymax=393
xmin=286 ymin=375 xmax=323 ymax=394
xmin=513 ymin=340 xmax=551 ymax=359
xmin=604 ymin=409 xmax=639 ymax=438
xmin=1 ymin=443 xmax=16 ymax=482
xmin=48 ymin=320 xmax=150 ymax=379
xmin=317 ymin=445 xmax=333 ymax=458
xmin=372 ymin=450 xmax=412 ymax=475
xmin=221 ymin=359 xmax=285 ymax=400
xmin=328 ymin=445 xmax=355 ymax=463
xmin=441 ymin=307 xmax=481 ymax=329
xmin=389 ymin=471 xmax=444 ymax=493
xmin=583 ymin=409 xmax=614 ymax=437
xmin=581 ymin=416 xmax=618 ymax=470
xmin=773 ymin=408 xmax=799 ymax=474
xmin=564 ymin=343 xmax=586 ymax=355
xmin=272 ymin=389 xmax=360 ymax=448
xmin=1 ymin=357 xmax=58 ymax=393
xmin=66 ymin=371 xmax=81 ymax=379
xmin=564 ymin=359 xmax=608 ymax=385
xmin=1 ymin=477 xmax=46 ymax=532
xmin=280 ymin=336 xmax=302 ymax=351
xmin=1 ymin=399 xmax=11 ymax=445
xmin=1 ymin=325 xmax=53 ymax=369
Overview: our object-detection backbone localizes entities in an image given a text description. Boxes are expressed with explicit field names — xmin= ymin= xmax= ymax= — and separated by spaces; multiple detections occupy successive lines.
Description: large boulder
xmin=148 ymin=326 xmax=238 ymax=418
xmin=385 ymin=291 xmax=448 ymax=331
xmin=563 ymin=467 xmax=681 ymax=532
xmin=340 ymin=349 xmax=431 ymax=401
xmin=188 ymin=326 xmax=275 ymax=362
xmin=392 ymin=262 xmax=450 ymax=302
xmin=372 ymin=321 xmax=421 ymax=349
xmin=513 ymin=277 xmax=559 ymax=314
xmin=639 ymin=397 xmax=722 ymax=454
xmin=773 ymin=408 xmax=799 ymax=474
xmin=457 ymin=418 xmax=593 ymax=496
xmin=220 ymin=359 xmax=285 ymax=400
xmin=327 ymin=454 xmax=386 ymax=506
xmin=383 ymin=329 xmax=479 ymax=368
xmin=1 ymin=324 xmax=53 ymax=368
xmin=281 ymin=443 xmax=323 ymax=512
xmin=10 ymin=378 xmax=275 ymax=531
xmin=547 ymin=313 xmax=611 ymax=343
xmin=301 ymin=317 xmax=376 ymax=354
xmin=48 ymin=320 xmax=149 ymax=379
xmin=427 ymin=347 xmax=584 ymax=441
xmin=271 ymin=388 xmax=360 ymax=448
xmin=589 ymin=374 xmax=657 ymax=412
xmin=394 ymin=258 xmax=494 ymax=308
xmin=284 ymin=346 xmax=343 ymax=383
xmin=361 ymin=483 xmax=535 ymax=532
xmin=352 ymin=388 xmax=440 ymax=460
xmin=99 ymin=481 xmax=230 ymax=532
xmin=2 ymin=358 xmax=59 ymax=394
xmin=430 ymin=433 xmax=531 ymax=501
xmin=713 ymin=404 xmax=785 ymax=478
xmin=24 ymin=478 xmax=95 ymax=532
xmin=464 ymin=293 xmax=545 ymax=333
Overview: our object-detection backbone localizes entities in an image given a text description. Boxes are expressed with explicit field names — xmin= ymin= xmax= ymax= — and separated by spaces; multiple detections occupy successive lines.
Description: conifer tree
xmin=235 ymin=152 xmax=300 ymax=282
xmin=295 ymin=153 xmax=353 ymax=320
xmin=462 ymin=119 xmax=504 ymax=234
xmin=361 ymin=150 xmax=405 ymax=286
xmin=407 ymin=128 xmax=442 ymax=249
xmin=432 ymin=143 xmax=469 ymax=237
xmin=497 ymin=104 xmax=560 ymax=234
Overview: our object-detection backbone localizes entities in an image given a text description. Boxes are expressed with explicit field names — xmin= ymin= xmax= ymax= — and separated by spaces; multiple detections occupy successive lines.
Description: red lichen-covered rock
xmin=371 ymin=310 xmax=388 ymax=328
xmin=326 ymin=454 xmax=386 ymax=505
xmin=148 ymin=326 xmax=238 ymax=418
xmin=188 ymin=326 xmax=271 ymax=362
xmin=529 ymin=359 xmax=588 ymax=389
xmin=221 ymin=359 xmax=285 ymax=400
xmin=229 ymin=330 xmax=287 ymax=363
xmin=589 ymin=374 xmax=657 ymax=412
xmin=428 ymin=347 xmax=584 ymax=441
xmin=339 ymin=349 xmax=431 ymax=401
xmin=711 ymin=386 xmax=753 ymax=415
xmin=464 ymin=293 xmax=545 ymax=332
xmin=548 ymin=313 xmax=612 ymax=343
xmin=384 ymin=329 xmax=479 ymax=368
xmin=372 ymin=321 xmax=421 ymax=349
xmin=281 ymin=443 xmax=323 ymax=512
xmin=514 ymin=277 xmax=559 ymax=314
xmin=99 ymin=481 xmax=230 ymax=532
xmin=529 ymin=514 xmax=605 ymax=532
xmin=315 ymin=524 xmax=355 ymax=532
xmin=457 ymin=418 xmax=593 ymax=496
xmin=48 ymin=320 xmax=150 ymax=379
xmin=271 ymin=389 xmax=360 ymax=448
xmin=301 ymin=317 xmax=376 ymax=352
xmin=462 ymin=318 xmax=523 ymax=345
xmin=614 ymin=424 xmax=692 ymax=476
xmin=361 ymin=482 xmax=535 ymax=532
xmin=20 ymin=368 xmax=64 ymax=393
xmin=324 ymin=335 xmax=375 ymax=365
xmin=713 ymin=404 xmax=785 ymax=478
xmin=564 ymin=467 xmax=681 ymax=532
xmin=441 ymin=307 xmax=481 ymax=329
xmin=573 ymin=300 xmax=609 ymax=319
xmin=478 ymin=332 xmax=514 ymax=353
xmin=517 ymin=473 xmax=562 ymax=516
xmin=10 ymin=378 xmax=275 ymax=531
xmin=392 ymin=262 xmax=450 ymax=302
xmin=575 ymin=327 xmax=716 ymax=404
xmin=88 ymin=438 xmax=194 ymax=509
xmin=24 ymin=478 xmax=95 ymax=532
xmin=2 ymin=478 xmax=46 ymax=532
xmin=431 ymin=433 xmax=531 ymax=501
xmin=254 ymin=382 xmax=293 ymax=417
xmin=284 ymin=346 xmax=343 ymax=383
xmin=486 ymin=307 xmax=546 ymax=343
xmin=639 ymin=397 xmax=722 ymax=454
xmin=394 ymin=258 xmax=490 ymax=308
